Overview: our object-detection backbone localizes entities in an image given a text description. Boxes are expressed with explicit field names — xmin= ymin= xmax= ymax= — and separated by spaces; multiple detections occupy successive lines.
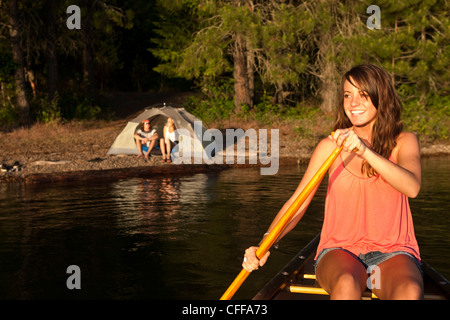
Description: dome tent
xmin=107 ymin=104 xmax=215 ymax=160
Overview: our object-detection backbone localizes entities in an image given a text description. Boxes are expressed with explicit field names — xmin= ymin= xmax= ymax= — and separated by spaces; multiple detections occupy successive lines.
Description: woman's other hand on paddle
xmin=330 ymin=129 xmax=367 ymax=156
xmin=242 ymin=247 xmax=270 ymax=272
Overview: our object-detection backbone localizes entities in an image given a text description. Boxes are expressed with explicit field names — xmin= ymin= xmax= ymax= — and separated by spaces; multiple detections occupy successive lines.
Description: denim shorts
xmin=315 ymin=248 xmax=423 ymax=275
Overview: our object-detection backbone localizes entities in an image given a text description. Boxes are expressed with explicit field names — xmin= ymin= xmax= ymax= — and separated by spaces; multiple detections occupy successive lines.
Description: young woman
xmin=160 ymin=117 xmax=178 ymax=162
xmin=242 ymin=64 xmax=423 ymax=300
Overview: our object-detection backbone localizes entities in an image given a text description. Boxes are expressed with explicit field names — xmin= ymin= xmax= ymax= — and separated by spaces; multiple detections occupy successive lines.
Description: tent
xmin=107 ymin=105 xmax=214 ymax=160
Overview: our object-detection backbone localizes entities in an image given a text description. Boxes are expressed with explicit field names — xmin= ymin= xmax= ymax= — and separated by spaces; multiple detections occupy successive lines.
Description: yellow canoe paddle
xmin=220 ymin=139 xmax=345 ymax=300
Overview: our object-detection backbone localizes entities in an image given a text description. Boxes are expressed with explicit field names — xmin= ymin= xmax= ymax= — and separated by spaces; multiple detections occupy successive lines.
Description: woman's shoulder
xmin=310 ymin=136 xmax=338 ymax=161
xmin=396 ymin=132 xmax=419 ymax=148
xmin=397 ymin=131 xmax=418 ymax=141
xmin=299 ymin=135 xmax=339 ymax=174
xmin=392 ymin=132 xmax=420 ymax=160
xmin=317 ymin=135 xmax=337 ymax=152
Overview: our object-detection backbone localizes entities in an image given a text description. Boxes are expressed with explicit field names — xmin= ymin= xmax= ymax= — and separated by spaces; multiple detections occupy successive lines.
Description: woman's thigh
xmin=372 ymin=254 xmax=423 ymax=300
xmin=316 ymin=249 xmax=368 ymax=299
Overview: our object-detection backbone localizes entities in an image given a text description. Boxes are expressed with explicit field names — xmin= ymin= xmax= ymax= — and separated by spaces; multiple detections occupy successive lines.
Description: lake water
xmin=0 ymin=156 xmax=448 ymax=300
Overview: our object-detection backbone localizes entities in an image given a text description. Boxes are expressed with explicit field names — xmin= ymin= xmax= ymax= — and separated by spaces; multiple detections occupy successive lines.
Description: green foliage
xmin=402 ymin=94 xmax=450 ymax=141
xmin=150 ymin=0 xmax=204 ymax=78
xmin=59 ymin=92 xmax=102 ymax=121
xmin=73 ymin=101 xmax=102 ymax=120
xmin=152 ymin=1 xmax=317 ymax=104
xmin=178 ymin=26 xmax=232 ymax=80
xmin=183 ymin=80 xmax=235 ymax=124
xmin=0 ymin=51 xmax=17 ymax=82
xmin=338 ymin=0 xmax=449 ymax=100
xmin=258 ymin=2 xmax=313 ymax=88
xmin=35 ymin=94 xmax=61 ymax=123
xmin=31 ymin=92 xmax=102 ymax=123
xmin=0 ymin=0 xmax=140 ymax=127
xmin=242 ymin=91 xmax=284 ymax=124
xmin=254 ymin=92 xmax=279 ymax=115
xmin=0 ymin=49 xmax=19 ymax=128
xmin=0 ymin=0 xmax=447 ymax=143
xmin=0 ymin=103 xmax=18 ymax=129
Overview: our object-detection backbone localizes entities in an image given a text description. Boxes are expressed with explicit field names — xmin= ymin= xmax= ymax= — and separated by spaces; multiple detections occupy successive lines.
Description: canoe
xmin=253 ymin=234 xmax=450 ymax=300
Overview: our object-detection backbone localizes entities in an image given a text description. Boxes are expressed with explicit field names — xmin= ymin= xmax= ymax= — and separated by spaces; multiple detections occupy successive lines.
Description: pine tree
xmin=337 ymin=0 xmax=449 ymax=103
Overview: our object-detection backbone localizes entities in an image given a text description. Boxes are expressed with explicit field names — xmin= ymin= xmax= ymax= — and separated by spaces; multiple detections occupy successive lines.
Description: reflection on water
xmin=113 ymin=178 xmax=182 ymax=237
xmin=0 ymin=157 xmax=448 ymax=299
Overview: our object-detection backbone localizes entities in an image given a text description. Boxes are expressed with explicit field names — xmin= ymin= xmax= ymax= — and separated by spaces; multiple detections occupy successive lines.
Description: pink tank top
xmin=315 ymin=154 xmax=421 ymax=261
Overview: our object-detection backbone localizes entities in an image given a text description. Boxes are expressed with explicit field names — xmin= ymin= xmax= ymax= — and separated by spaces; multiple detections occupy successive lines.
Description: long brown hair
xmin=334 ymin=64 xmax=403 ymax=176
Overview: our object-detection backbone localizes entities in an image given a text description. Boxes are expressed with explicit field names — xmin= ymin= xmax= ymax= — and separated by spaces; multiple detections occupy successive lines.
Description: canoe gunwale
xmin=253 ymin=234 xmax=450 ymax=300
xmin=253 ymin=234 xmax=320 ymax=300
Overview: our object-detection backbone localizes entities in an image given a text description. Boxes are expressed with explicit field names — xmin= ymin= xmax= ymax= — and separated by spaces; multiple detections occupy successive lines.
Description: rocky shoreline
xmin=1 ymin=117 xmax=449 ymax=184
xmin=0 ymin=120 xmax=299 ymax=184
xmin=1 ymin=138 xmax=448 ymax=185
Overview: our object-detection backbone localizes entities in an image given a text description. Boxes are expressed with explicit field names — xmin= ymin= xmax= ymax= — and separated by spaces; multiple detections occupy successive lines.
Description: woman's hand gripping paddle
xmin=220 ymin=136 xmax=345 ymax=300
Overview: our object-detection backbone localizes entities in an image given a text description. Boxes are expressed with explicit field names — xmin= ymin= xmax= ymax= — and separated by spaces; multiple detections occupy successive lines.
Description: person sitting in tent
xmin=134 ymin=119 xmax=158 ymax=159
xmin=160 ymin=117 xmax=178 ymax=163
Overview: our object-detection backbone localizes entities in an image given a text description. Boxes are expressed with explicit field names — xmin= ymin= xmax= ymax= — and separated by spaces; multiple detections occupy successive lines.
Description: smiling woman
xmin=335 ymin=64 xmax=404 ymax=177
xmin=241 ymin=64 xmax=425 ymax=300
xmin=343 ymin=81 xmax=378 ymax=128
xmin=316 ymin=64 xmax=423 ymax=299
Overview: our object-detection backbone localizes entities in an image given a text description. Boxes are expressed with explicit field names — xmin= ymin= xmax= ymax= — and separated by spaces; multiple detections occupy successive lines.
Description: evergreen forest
xmin=0 ymin=0 xmax=448 ymax=139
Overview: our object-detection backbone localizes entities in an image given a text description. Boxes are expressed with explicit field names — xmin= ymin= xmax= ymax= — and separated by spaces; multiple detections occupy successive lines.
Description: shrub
xmin=402 ymin=94 xmax=449 ymax=142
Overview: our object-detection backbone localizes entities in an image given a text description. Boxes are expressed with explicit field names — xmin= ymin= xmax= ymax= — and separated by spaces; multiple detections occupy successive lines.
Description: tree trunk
xmin=418 ymin=26 xmax=428 ymax=107
xmin=46 ymin=0 xmax=58 ymax=102
xmin=317 ymin=29 xmax=338 ymax=114
xmin=391 ymin=16 xmax=397 ymax=86
xmin=81 ymin=0 xmax=95 ymax=100
xmin=246 ymin=49 xmax=254 ymax=106
xmin=8 ymin=0 xmax=30 ymax=125
xmin=233 ymin=34 xmax=252 ymax=112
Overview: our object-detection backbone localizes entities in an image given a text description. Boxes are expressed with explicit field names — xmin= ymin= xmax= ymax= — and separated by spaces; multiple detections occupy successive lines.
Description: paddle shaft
xmin=220 ymin=144 xmax=344 ymax=300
